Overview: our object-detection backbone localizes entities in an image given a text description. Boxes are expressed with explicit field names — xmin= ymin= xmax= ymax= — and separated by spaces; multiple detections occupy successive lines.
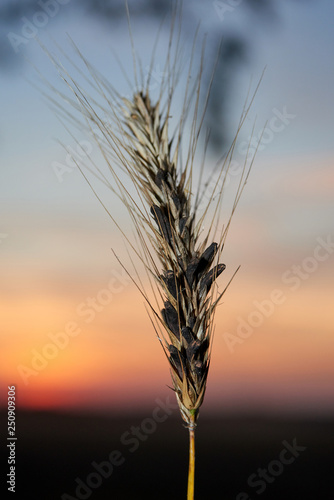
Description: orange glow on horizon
xmin=1 ymin=156 xmax=333 ymax=414
xmin=1 ymin=271 xmax=333 ymax=413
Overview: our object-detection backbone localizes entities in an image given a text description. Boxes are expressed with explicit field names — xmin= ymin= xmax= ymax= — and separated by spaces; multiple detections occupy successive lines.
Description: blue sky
xmin=1 ymin=1 xmax=334 ymax=209
xmin=1 ymin=0 xmax=333 ymax=266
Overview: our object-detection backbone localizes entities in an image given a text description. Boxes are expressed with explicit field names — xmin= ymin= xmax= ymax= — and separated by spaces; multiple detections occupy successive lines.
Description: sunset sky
xmin=1 ymin=0 xmax=333 ymax=416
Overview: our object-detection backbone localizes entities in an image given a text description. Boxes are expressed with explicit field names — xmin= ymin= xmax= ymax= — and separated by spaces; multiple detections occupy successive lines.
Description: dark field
xmin=1 ymin=408 xmax=333 ymax=499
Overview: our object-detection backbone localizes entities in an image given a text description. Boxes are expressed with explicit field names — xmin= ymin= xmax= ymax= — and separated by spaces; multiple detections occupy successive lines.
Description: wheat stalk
xmin=42 ymin=4 xmax=258 ymax=497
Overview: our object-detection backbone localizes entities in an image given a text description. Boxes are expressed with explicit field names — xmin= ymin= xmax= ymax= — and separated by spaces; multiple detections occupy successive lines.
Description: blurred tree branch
xmin=0 ymin=0 xmax=313 ymax=152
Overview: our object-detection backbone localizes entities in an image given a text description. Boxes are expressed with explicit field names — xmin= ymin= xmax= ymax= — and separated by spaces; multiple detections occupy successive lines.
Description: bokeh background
xmin=1 ymin=0 xmax=333 ymax=498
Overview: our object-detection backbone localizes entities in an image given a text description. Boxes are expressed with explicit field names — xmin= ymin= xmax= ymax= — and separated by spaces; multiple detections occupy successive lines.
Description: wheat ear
xmin=42 ymin=7 xmax=257 ymax=498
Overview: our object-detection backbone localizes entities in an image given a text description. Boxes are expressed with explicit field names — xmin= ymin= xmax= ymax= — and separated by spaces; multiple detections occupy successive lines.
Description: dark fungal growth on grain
xmin=121 ymin=90 xmax=227 ymax=424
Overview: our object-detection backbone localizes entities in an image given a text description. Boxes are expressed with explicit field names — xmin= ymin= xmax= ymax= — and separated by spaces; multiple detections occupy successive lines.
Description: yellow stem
xmin=187 ymin=416 xmax=196 ymax=500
